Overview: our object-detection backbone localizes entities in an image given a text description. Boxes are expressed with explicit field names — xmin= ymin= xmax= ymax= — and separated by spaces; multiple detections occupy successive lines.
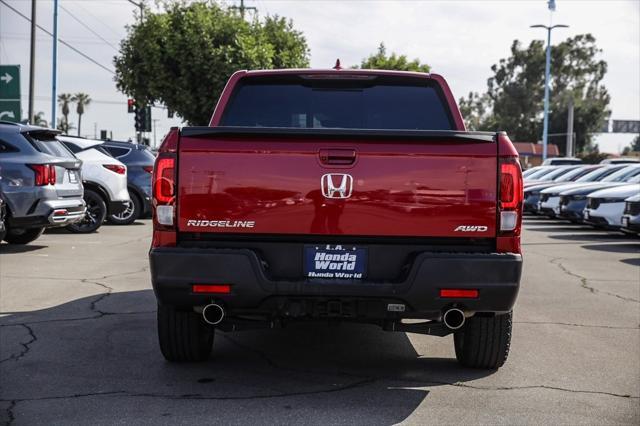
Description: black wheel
xmin=67 ymin=189 xmax=106 ymax=234
xmin=454 ymin=311 xmax=512 ymax=369
xmin=157 ymin=304 xmax=214 ymax=362
xmin=107 ymin=193 xmax=141 ymax=225
xmin=3 ymin=227 xmax=45 ymax=244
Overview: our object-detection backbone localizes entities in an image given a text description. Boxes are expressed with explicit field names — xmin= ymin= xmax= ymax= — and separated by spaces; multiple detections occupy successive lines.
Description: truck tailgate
xmin=177 ymin=129 xmax=498 ymax=238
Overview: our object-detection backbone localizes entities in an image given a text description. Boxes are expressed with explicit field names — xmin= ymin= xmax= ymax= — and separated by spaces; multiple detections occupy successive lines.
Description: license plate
xmin=622 ymin=217 xmax=629 ymax=227
xmin=68 ymin=170 xmax=78 ymax=183
xmin=304 ymin=245 xmax=367 ymax=279
xmin=584 ymin=210 xmax=590 ymax=220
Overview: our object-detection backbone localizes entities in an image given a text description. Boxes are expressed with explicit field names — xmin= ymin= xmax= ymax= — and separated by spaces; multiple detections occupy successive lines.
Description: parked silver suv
xmin=0 ymin=122 xmax=85 ymax=244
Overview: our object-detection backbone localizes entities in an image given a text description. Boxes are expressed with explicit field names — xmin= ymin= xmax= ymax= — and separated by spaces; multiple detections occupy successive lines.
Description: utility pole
xmin=51 ymin=0 xmax=59 ymax=128
xmin=566 ymin=98 xmax=574 ymax=157
xmin=127 ymin=0 xmax=144 ymax=20
xmin=530 ymin=23 xmax=569 ymax=160
xmin=28 ymin=0 xmax=36 ymax=124
xmin=230 ymin=0 xmax=256 ymax=19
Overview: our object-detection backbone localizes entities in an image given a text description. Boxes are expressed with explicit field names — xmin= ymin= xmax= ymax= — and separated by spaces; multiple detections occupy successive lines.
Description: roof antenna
xmin=333 ymin=59 xmax=342 ymax=70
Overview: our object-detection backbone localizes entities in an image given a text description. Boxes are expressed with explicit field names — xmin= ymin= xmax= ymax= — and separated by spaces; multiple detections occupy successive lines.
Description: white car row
xmin=523 ymin=163 xmax=640 ymax=235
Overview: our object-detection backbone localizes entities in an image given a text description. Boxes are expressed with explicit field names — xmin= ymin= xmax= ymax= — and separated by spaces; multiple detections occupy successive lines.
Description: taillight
xmin=154 ymin=157 xmax=174 ymax=204
xmin=153 ymin=155 xmax=175 ymax=227
xmin=499 ymin=158 xmax=523 ymax=233
xmin=29 ymin=164 xmax=56 ymax=186
xmin=103 ymin=164 xmax=126 ymax=175
xmin=142 ymin=165 xmax=153 ymax=174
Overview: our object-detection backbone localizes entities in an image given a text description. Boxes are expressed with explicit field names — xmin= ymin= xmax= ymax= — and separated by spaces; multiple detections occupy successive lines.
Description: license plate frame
xmin=304 ymin=245 xmax=367 ymax=280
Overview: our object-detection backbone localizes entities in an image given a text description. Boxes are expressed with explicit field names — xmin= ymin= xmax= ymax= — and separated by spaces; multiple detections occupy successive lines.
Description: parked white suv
xmin=57 ymin=136 xmax=130 ymax=233
xmin=584 ymin=176 xmax=640 ymax=229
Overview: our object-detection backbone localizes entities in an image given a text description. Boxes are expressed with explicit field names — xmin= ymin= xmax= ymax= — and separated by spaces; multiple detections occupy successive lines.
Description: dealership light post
xmin=530 ymin=23 xmax=569 ymax=161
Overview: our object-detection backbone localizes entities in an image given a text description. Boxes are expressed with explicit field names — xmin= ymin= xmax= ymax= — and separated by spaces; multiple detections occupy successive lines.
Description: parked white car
xmin=584 ymin=177 xmax=640 ymax=229
xmin=57 ymin=135 xmax=130 ymax=233
xmin=621 ymin=194 xmax=640 ymax=235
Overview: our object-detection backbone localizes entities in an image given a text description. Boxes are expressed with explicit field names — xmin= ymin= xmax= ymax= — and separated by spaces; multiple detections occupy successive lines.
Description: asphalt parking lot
xmin=1 ymin=218 xmax=638 ymax=425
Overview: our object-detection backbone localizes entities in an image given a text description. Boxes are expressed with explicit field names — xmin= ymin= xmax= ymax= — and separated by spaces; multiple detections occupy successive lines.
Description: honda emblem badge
xmin=321 ymin=174 xmax=354 ymax=199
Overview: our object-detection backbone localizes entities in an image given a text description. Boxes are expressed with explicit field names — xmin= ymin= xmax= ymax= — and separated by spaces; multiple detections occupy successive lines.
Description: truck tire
xmin=454 ymin=311 xmax=512 ymax=369
xmin=4 ymin=227 xmax=45 ymax=244
xmin=157 ymin=304 xmax=214 ymax=362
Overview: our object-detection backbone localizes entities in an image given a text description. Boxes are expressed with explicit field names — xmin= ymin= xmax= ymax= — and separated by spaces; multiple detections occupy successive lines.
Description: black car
xmin=101 ymin=141 xmax=155 ymax=224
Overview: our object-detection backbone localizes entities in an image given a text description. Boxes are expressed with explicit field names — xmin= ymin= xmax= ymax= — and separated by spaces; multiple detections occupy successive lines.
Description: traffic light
xmin=134 ymin=106 xmax=143 ymax=131
xmin=127 ymin=99 xmax=135 ymax=113
xmin=134 ymin=105 xmax=152 ymax=132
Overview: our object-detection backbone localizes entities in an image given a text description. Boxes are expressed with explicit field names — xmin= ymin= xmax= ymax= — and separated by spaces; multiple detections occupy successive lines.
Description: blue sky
xmin=1 ymin=0 xmax=638 ymax=152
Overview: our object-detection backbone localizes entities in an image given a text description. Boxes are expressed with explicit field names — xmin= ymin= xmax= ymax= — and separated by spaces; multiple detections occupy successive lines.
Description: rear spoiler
xmin=181 ymin=126 xmax=499 ymax=143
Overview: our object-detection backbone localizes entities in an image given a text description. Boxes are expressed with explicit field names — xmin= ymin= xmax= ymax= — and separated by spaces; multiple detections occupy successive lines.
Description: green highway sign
xmin=0 ymin=101 xmax=21 ymax=121
xmin=0 ymin=65 xmax=21 ymax=123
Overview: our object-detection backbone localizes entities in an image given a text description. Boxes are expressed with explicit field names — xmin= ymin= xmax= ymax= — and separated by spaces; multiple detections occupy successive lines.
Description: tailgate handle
xmin=319 ymin=149 xmax=356 ymax=165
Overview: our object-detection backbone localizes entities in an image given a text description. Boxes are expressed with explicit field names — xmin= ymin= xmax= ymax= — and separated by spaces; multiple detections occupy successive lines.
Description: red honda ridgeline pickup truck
xmin=149 ymin=68 xmax=523 ymax=369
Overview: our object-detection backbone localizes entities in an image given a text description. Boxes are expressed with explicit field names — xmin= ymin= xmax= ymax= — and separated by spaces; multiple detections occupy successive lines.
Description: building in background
xmin=514 ymin=142 xmax=560 ymax=168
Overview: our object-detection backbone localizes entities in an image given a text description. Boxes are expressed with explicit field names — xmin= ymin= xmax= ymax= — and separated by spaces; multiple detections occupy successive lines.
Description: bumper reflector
xmin=440 ymin=289 xmax=479 ymax=299
xmin=192 ymin=284 xmax=231 ymax=294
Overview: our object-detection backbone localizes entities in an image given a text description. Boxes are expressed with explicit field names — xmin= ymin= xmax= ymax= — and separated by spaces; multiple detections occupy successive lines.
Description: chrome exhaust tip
xmin=202 ymin=303 xmax=225 ymax=325
xmin=443 ymin=308 xmax=465 ymax=330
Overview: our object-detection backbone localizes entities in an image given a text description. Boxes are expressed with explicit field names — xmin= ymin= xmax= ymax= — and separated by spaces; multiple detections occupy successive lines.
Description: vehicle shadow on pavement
xmin=0 ymin=243 xmax=47 ymax=253
xmin=548 ymin=233 xmax=635 ymax=242
xmin=0 ymin=290 xmax=494 ymax=424
xmin=580 ymin=243 xmax=640 ymax=254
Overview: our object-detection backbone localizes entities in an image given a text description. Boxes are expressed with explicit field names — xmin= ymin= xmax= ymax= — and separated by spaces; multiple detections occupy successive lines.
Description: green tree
xmin=358 ymin=43 xmax=430 ymax=72
xmin=57 ymin=93 xmax=73 ymax=133
xmin=114 ymin=3 xmax=309 ymax=125
xmin=72 ymin=93 xmax=91 ymax=137
xmin=622 ymin=135 xmax=640 ymax=155
xmin=460 ymin=34 xmax=610 ymax=154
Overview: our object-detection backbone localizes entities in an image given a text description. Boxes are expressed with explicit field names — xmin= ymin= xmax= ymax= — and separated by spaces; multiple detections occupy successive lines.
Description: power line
xmin=68 ymin=0 xmax=126 ymax=40
xmin=59 ymin=4 xmax=120 ymax=51
xmin=0 ymin=0 xmax=115 ymax=75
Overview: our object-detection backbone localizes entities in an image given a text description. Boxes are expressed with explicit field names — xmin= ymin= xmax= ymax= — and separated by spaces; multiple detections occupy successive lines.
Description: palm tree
xmin=33 ymin=111 xmax=48 ymax=127
xmin=57 ymin=93 xmax=73 ymax=134
xmin=72 ymin=93 xmax=91 ymax=137
xmin=56 ymin=118 xmax=76 ymax=134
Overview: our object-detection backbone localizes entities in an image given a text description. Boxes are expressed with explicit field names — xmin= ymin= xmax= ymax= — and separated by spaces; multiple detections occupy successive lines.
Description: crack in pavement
xmin=0 ymin=324 xmax=36 ymax=364
xmin=550 ymin=257 xmax=640 ymax=303
xmin=83 ymin=279 xmax=114 ymax=316
xmin=0 ymin=310 xmax=156 ymax=328
xmin=1 ymin=266 xmax=149 ymax=284
xmin=515 ymin=321 xmax=639 ymax=330
xmin=0 ymin=379 xmax=376 ymax=405
xmin=2 ymin=400 xmax=16 ymax=426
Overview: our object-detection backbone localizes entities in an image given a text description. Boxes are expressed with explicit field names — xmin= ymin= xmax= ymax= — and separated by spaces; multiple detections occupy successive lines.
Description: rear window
xmin=30 ymin=135 xmax=75 ymax=159
xmin=104 ymin=146 xmax=131 ymax=158
xmin=220 ymin=76 xmax=454 ymax=130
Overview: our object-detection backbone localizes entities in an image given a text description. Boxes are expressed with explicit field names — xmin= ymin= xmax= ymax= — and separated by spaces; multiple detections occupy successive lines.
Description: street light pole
xmin=51 ymin=0 xmax=59 ymax=128
xmin=530 ymin=24 xmax=568 ymax=161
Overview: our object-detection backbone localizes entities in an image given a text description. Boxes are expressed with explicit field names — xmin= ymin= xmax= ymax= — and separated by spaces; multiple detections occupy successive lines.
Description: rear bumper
xmin=8 ymin=198 xmax=86 ymax=228
xmin=149 ymin=248 xmax=522 ymax=319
